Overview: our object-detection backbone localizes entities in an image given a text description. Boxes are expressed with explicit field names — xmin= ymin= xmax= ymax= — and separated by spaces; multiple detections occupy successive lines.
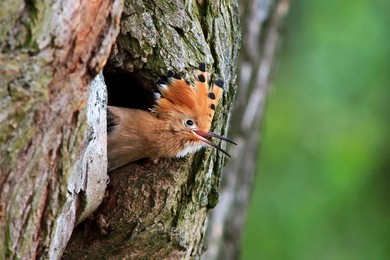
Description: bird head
xmin=151 ymin=63 xmax=236 ymax=157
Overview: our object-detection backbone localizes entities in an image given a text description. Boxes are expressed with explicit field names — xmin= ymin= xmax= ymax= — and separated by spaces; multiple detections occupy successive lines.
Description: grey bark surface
xmin=64 ymin=0 xmax=241 ymax=259
xmin=203 ymin=0 xmax=291 ymax=259
xmin=0 ymin=0 xmax=122 ymax=258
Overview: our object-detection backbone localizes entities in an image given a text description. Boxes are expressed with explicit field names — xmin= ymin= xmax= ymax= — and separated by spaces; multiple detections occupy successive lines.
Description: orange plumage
xmin=107 ymin=63 xmax=235 ymax=172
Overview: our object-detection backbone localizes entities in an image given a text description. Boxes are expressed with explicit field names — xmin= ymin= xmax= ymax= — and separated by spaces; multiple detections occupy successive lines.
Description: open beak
xmin=194 ymin=130 xmax=237 ymax=157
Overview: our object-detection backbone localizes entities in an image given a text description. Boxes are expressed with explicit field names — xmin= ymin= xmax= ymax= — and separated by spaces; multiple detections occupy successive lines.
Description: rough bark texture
xmin=64 ymin=0 xmax=240 ymax=259
xmin=1 ymin=0 xmax=288 ymax=258
xmin=0 ymin=0 xmax=122 ymax=258
xmin=203 ymin=0 xmax=291 ymax=259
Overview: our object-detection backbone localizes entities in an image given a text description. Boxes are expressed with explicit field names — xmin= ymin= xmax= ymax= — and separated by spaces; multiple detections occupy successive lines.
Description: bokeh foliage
xmin=242 ymin=0 xmax=390 ymax=259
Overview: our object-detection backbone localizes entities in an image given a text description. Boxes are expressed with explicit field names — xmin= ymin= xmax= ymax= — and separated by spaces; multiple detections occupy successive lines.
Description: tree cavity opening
xmin=103 ymin=69 xmax=152 ymax=111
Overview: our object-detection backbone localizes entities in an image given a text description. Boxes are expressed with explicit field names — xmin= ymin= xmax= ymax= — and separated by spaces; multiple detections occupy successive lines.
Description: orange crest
xmin=152 ymin=63 xmax=224 ymax=132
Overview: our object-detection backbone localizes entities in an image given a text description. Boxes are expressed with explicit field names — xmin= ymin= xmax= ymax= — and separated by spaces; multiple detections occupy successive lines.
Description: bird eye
xmin=185 ymin=120 xmax=194 ymax=126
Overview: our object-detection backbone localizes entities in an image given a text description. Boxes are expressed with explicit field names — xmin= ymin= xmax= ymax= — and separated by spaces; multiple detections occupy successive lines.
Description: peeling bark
xmin=0 ymin=0 xmax=122 ymax=258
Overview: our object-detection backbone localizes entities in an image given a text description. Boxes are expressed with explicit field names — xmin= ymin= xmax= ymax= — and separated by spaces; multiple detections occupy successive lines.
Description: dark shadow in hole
xmin=173 ymin=26 xmax=185 ymax=37
xmin=103 ymin=70 xmax=153 ymax=110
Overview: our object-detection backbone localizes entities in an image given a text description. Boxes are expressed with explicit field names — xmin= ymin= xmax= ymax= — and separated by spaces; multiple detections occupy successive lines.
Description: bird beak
xmin=194 ymin=130 xmax=237 ymax=157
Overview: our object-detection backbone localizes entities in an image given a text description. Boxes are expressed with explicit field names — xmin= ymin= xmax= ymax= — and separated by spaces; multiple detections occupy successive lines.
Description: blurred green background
xmin=241 ymin=0 xmax=390 ymax=259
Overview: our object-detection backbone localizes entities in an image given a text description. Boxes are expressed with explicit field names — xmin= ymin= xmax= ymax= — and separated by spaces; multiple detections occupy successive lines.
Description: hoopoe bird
xmin=107 ymin=63 xmax=236 ymax=172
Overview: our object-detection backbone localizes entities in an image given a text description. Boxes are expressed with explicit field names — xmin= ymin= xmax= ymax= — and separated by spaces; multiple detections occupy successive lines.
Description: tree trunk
xmin=203 ymin=0 xmax=291 ymax=259
xmin=64 ymin=0 xmax=240 ymax=259
xmin=1 ymin=0 xmax=289 ymax=258
xmin=0 ymin=0 xmax=122 ymax=258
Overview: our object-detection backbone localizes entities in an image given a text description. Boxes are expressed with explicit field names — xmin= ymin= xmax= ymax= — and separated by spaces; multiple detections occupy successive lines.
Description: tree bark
xmin=1 ymin=0 xmax=289 ymax=258
xmin=0 ymin=0 xmax=122 ymax=258
xmin=64 ymin=0 xmax=240 ymax=259
xmin=203 ymin=0 xmax=291 ymax=259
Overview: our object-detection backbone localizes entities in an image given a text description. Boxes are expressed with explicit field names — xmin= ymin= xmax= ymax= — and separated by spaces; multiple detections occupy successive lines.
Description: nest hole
xmin=103 ymin=69 xmax=152 ymax=110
